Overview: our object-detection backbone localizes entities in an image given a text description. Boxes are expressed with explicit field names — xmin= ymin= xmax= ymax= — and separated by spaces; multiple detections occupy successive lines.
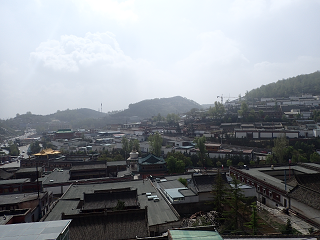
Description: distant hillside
xmin=49 ymin=108 xmax=106 ymax=122
xmin=246 ymin=71 xmax=320 ymax=99
xmin=113 ymin=96 xmax=201 ymax=119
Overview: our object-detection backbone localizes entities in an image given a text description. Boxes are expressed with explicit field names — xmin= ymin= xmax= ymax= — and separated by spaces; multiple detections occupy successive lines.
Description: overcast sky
xmin=1 ymin=0 xmax=320 ymax=119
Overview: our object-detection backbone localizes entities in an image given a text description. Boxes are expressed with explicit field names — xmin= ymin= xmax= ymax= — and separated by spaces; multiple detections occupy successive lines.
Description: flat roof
xmin=41 ymin=169 xmax=70 ymax=185
xmin=107 ymin=161 xmax=126 ymax=166
xmin=0 ymin=192 xmax=46 ymax=206
xmin=0 ymin=178 xmax=30 ymax=185
xmin=16 ymin=167 xmax=42 ymax=173
xmin=0 ymin=220 xmax=71 ymax=239
xmin=44 ymin=199 xmax=80 ymax=221
xmin=45 ymin=180 xmax=179 ymax=226
xmin=159 ymin=180 xmax=186 ymax=189
xmin=164 ymin=174 xmax=192 ymax=181
xmin=165 ymin=188 xmax=187 ymax=199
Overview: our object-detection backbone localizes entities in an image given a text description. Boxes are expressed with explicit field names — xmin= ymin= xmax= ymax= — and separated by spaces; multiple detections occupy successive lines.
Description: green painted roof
xmin=169 ymin=229 xmax=223 ymax=240
xmin=138 ymin=154 xmax=165 ymax=165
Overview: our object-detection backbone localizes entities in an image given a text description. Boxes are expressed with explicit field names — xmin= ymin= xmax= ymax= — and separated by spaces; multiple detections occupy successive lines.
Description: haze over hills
xmin=2 ymin=71 xmax=320 ymax=137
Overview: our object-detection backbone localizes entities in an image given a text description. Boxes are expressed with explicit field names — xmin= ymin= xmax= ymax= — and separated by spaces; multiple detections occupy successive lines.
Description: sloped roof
xmin=65 ymin=209 xmax=149 ymax=240
xmin=287 ymin=173 xmax=320 ymax=192
xmin=0 ymin=168 xmax=13 ymax=180
xmin=192 ymin=173 xmax=228 ymax=193
xmin=33 ymin=148 xmax=61 ymax=156
xmin=289 ymin=185 xmax=320 ymax=210
xmin=138 ymin=154 xmax=165 ymax=165
xmin=83 ymin=189 xmax=138 ymax=210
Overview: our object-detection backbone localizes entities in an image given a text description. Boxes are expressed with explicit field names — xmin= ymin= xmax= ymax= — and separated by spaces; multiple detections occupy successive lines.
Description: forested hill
xmin=113 ymin=96 xmax=201 ymax=119
xmin=246 ymin=71 xmax=320 ymax=99
xmin=49 ymin=108 xmax=106 ymax=122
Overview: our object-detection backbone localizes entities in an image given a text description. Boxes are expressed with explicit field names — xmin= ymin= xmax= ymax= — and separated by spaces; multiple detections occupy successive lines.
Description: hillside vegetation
xmin=246 ymin=71 xmax=320 ymax=99
xmin=49 ymin=108 xmax=106 ymax=122
xmin=113 ymin=96 xmax=201 ymax=119
xmin=0 ymin=97 xmax=201 ymax=136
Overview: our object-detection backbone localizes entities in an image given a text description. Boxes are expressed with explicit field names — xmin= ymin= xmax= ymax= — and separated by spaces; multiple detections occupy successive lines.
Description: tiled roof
xmin=83 ymin=189 xmax=138 ymax=210
xmin=45 ymin=180 xmax=179 ymax=226
xmin=192 ymin=173 xmax=228 ymax=193
xmin=65 ymin=209 xmax=149 ymax=240
xmin=289 ymin=185 xmax=320 ymax=210
xmin=70 ymin=164 xmax=107 ymax=171
xmin=33 ymin=148 xmax=61 ymax=156
xmin=139 ymin=154 xmax=166 ymax=165
xmin=0 ymin=169 xmax=13 ymax=180
xmin=293 ymin=173 xmax=320 ymax=192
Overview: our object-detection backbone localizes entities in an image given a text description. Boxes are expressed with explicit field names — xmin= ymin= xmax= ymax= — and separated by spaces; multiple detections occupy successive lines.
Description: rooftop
xmin=33 ymin=148 xmax=61 ymax=156
xmin=192 ymin=173 xmax=228 ymax=193
xmin=168 ymin=229 xmax=223 ymax=240
xmin=70 ymin=164 xmax=107 ymax=171
xmin=289 ymin=185 xmax=320 ymax=210
xmin=139 ymin=154 xmax=166 ymax=165
xmin=234 ymin=165 xmax=318 ymax=192
xmin=0 ymin=178 xmax=30 ymax=185
xmin=82 ymin=189 xmax=138 ymax=210
xmin=0 ymin=220 xmax=71 ymax=240
xmin=16 ymin=167 xmax=42 ymax=174
xmin=45 ymin=179 xmax=179 ymax=226
xmin=0 ymin=192 xmax=46 ymax=206
xmin=41 ymin=169 xmax=70 ymax=185
xmin=66 ymin=209 xmax=148 ymax=240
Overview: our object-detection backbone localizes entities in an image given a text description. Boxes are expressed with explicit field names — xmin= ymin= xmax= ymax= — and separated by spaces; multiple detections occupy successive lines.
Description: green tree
xmin=129 ymin=139 xmax=140 ymax=152
xmin=272 ymin=134 xmax=289 ymax=163
xmin=166 ymin=113 xmax=180 ymax=125
xmin=166 ymin=156 xmax=185 ymax=173
xmin=227 ymin=159 xmax=233 ymax=167
xmin=148 ymin=132 xmax=163 ymax=157
xmin=9 ymin=144 xmax=19 ymax=156
xmin=223 ymin=177 xmax=247 ymax=234
xmin=194 ymin=136 xmax=206 ymax=166
xmin=153 ymin=113 xmax=164 ymax=122
xmin=121 ymin=137 xmax=130 ymax=154
xmin=212 ymin=171 xmax=228 ymax=218
xmin=178 ymin=177 xmax=187 ymax=186
xmin=29 ymin=141 xmax=41 ymax=154
xmin=209 ymin=101 xmax=225 ymax=119
xmin=238 ymin=102 xmax=249 ymax=120
xmin=113 ymin=154 xmax=123 ymax=161
xmin=281 ymin=219 xmax=294 ymax=235
xmin=167 ymin=152 xmax=192 ymax=168
xmin=245 ymin=202 xmax=259 ymax=235
xmin=310 ymin=152 xmax=320 ymax=162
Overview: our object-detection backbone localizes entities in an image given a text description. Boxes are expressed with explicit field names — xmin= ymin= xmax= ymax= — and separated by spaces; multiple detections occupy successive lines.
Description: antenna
xmin=101 ymin=103 xmax=102 ymax=113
